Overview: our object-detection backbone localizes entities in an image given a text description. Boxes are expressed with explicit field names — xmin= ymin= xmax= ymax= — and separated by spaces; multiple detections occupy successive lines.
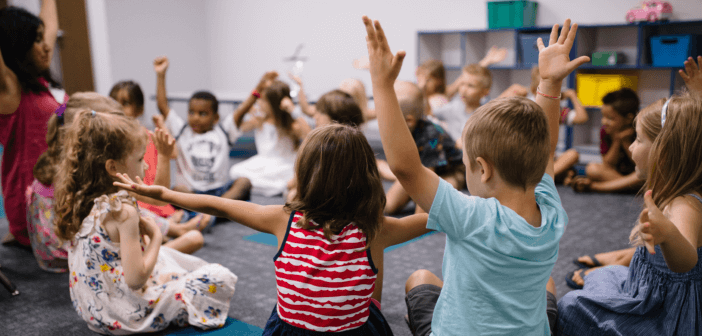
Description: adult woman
xmin=0 ymin=0 xmax=64 ymax=246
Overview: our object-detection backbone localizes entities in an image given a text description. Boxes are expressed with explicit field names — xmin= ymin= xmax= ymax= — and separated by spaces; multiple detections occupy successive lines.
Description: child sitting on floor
xmin=55 ymin=110 xmax=237 ymax=334
xmin=154 ymin=56 xmax=250 ymax=206
xmin=384 ymin=81 xmax=464 ymax=215
xmin=558 ymin=92 xmax=702 ymax=336
xmin=569 ymin=88 xmax=643 ymax=193
xmin=365 ymin=16 xmax=588 ymax=335
xmin=229 ymin=72 xmax=311 ymax=197
xmin=115 ymin=123 xmax=432 ymax=335
xmin=27 ymin=93 xmax=204 ymax=273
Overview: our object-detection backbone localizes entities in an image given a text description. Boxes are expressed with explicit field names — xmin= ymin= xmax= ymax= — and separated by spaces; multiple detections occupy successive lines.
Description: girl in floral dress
xmin=54 ymin=109 xmax=237 ymax=335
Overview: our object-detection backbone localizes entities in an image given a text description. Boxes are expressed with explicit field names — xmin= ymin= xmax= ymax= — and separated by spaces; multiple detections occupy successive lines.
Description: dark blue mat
xmin=166 ymin=317 xmax=262 ymax=335
xmin=243 ymin=231 xmax=438 ymax=252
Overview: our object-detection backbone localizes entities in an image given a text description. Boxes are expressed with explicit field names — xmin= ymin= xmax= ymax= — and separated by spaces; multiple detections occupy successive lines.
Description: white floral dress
xmin=68 ymin=191 xmax=238 ymax=334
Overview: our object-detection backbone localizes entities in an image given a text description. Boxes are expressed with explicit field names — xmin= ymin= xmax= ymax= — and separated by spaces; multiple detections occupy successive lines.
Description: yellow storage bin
xmin=576 ymin=74 xmax=638 ymax=107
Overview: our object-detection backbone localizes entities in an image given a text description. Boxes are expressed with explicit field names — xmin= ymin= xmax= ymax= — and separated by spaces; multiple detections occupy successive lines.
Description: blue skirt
xmin=262 ymin=301 xmax=394 ymax=336
xmin=557 ymin=246 xmax=702 ymax=336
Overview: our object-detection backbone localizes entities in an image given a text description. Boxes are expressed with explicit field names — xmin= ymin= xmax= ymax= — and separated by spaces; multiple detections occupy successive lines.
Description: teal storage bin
xmin=650 ymin=35 xmax=702 ymax=67
xmin=488 ymin=1 xmax=538 ymax=29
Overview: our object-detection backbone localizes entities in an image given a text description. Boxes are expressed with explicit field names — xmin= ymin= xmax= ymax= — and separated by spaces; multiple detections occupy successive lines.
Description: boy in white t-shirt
xmin=154 ymin=56 xmax=251 ymax=204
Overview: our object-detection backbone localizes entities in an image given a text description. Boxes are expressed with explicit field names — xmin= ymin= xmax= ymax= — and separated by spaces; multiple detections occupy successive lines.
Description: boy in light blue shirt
xmin=363 ymin=16 xmax=590 ymax=336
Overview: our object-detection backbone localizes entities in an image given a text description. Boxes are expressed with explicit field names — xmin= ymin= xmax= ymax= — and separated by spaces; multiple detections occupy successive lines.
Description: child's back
xmin=266 ymin=212 xmax=386 ymax=333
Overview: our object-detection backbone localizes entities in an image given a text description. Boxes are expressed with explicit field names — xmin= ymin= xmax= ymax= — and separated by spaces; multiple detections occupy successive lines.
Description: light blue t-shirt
xmin=427 ymin=173 xmax=567 ymax=336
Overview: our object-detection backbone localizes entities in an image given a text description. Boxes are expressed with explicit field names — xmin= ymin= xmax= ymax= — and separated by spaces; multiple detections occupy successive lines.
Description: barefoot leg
xmin=221 ymin=177 xmax=252 ymax=201
xmin=164 ymin=230 xmax=204 ymax=254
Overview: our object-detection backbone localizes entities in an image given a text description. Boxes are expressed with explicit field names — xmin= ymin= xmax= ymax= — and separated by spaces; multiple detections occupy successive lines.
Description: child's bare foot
xmin=575 ymin=248 xmax=635 ymax=268
xmin=196 ymin=214 xmax=213 ymax=231
xmin=570 ymin=267 xmax=598 ymax=287
xmin=168 ymin=210 xmax=185 ymax=225
xmin=563 ymin=170 xmax=576 ymax=187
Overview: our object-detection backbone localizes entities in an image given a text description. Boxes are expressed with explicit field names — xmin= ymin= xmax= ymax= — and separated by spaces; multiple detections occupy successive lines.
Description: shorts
xmin=405 ymin=284 xmax=558 ymax=336
xmin=184 ymin=180 xmax=234 ymax=224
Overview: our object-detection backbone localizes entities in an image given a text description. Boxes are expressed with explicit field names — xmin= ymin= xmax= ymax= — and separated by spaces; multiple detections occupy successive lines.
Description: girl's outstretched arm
xmin=115 ymin=205 xmax=162 ymax=290
xmin=364 ymin=16 xmax=440 ymax=212
xmin=114 ymin=174 xmax=289 ymax=239
xmin=375 ymin=214 xmax=431 ymax=249
xmin=639 ymin=191 xmax=701 ymax=273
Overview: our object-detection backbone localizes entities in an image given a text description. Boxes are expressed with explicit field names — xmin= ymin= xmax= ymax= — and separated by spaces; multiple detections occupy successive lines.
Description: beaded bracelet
xmin=536 ymin=86 xmax=561 ymax=100
xmin=251 ymin=90 xmax=261 ymax=99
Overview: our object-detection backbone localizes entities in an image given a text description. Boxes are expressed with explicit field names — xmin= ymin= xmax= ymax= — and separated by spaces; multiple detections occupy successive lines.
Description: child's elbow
xmin=125 ymin=272 xmax=148 ymax=290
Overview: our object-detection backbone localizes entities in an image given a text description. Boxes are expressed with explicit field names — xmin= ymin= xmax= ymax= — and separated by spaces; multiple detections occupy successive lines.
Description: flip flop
xmin=565 ymin=269 xmax=585 ymax=290
xmin=572 ymin=255 xmax=602 ymax=269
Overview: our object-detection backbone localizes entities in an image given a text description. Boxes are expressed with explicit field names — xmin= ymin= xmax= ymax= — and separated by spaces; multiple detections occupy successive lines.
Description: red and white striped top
xmin=273 ymin=211 xmax=378 ymax=332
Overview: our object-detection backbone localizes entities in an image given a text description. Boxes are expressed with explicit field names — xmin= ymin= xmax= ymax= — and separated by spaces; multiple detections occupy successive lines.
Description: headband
xmin=91 ymin=110 xmax=96 ymax=117
xmin=661 ymin=99 xmax=670 ymax=127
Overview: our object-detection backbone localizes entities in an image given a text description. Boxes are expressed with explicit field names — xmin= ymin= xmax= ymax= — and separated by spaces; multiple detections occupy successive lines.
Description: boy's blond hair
xmin=463 ymin=97 xmax=549 ymax=189
xmin=463 ymin=64 xmax=492 ymax=90
xmin=394 ymin=81 xmax=425 ymax=119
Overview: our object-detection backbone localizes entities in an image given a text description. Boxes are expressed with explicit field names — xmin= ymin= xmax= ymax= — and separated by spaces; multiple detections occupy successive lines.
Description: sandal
xmin=565 ymin=269 xmax=585 ymax=290
xmin=572 ymin=255 xmax=602 ymax=269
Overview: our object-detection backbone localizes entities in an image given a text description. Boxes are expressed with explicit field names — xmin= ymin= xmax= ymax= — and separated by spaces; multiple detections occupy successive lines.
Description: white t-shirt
xmin=432 ymin=98 xmax=474 ymax=141
xmin=164 ymin=110 xmax=241 ymax=192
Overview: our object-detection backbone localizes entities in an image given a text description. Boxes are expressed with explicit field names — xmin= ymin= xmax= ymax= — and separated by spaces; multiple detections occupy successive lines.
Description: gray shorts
xmin=405 ymin=284 xmax=558 ymax=336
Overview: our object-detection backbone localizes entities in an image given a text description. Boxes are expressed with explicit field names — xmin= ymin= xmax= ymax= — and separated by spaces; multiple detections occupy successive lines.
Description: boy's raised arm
xmin=535 ymin=20 xmax=590 ymax=178
xmin=364 ymin=16 xmax=440 ymax=212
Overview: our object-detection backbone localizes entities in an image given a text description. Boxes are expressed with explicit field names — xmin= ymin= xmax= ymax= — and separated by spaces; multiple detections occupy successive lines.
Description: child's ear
xmin=475 ymin=157 xmax=492 ymax=183
xmin=213 ymin=113 xmax=220 ymax=124
xmin=626 ymin=113 xmax=635 ymax=124
xmin=481 ymin=87 xmax=491 ymax=98
xmin=105 ymin=159 xmax=119 ymax=178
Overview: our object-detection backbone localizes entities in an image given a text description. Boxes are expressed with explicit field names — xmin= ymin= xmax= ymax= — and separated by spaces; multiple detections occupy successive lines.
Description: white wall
xmin=103 ymin=0 xmax=211 ymax=129
xmin=14 ymin=0 xmax=699 ymax=121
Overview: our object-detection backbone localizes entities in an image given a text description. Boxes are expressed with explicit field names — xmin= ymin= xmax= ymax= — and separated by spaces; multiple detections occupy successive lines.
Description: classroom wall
xmin=9 ymin=0 xmax=702 ymax=119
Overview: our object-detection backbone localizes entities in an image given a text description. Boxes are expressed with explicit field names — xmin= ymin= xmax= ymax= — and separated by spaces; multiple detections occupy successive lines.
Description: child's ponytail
xmin=264 ymin=81 xmax=300 ymax=149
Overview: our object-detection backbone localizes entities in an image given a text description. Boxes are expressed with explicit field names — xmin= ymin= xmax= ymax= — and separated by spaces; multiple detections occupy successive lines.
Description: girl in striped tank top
xmin=115 ymin=123 xmax=432 ymax=335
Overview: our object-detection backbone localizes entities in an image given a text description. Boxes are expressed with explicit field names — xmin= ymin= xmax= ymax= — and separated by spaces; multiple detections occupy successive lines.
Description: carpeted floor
xmin=0 ymin=138 xmax=643 ymax=335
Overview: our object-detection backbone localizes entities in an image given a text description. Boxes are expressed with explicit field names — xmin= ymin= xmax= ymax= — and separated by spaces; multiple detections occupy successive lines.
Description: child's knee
xmin=585 ymin=162 xmax=602 ymax=177
xmin=405 ymin=269 xmax=440 ymax=293
xmin=184 ymin=230 xmax=204 ymax=250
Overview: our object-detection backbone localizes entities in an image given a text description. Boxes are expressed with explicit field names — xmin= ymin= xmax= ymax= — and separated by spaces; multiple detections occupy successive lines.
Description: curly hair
xmin=33 ymin=92 xmax=124 ymax=186
xmin=53 ymin=110 xmax=145 ymax=241
xmin=284 ymin=124 xmax=385 ymax=247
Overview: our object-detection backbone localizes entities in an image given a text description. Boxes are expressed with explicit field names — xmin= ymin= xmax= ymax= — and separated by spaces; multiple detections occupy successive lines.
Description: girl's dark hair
xmin=285 ymin=124 xmax=386 ymax=246
xmin=54 ymin=110 xmax=145 ymax=241
xmin=602 ymin=88 xmax=640 ymax=118
xmin=109 ymin=81 xmax=145 ymax=110
xmin=315 ymin=90 xmax=364 ymax=127
xmin=34 ymin=93 xmax=124 ymax=185
xmin=0 ymin=6 xmax=60 ymax=93
xmin=189 ymin=91 xmax=219 ymax=114
xmin=264 ymin=80 xmax=299 ymax=149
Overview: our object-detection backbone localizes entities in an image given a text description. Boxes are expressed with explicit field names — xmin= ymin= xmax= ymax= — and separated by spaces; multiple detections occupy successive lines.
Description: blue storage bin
xmin=650 ymin=35 xmax=702 ymax=67
xmin=519 ymin=33 xmax=550 ymax=66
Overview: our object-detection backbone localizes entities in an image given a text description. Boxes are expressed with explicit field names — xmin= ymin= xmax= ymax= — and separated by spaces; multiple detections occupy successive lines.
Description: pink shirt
xmin=0 ymin=79 xmax=65 ymax=245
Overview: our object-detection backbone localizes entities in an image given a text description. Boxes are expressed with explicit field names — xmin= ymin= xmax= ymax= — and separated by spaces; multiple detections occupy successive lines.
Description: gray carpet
xmin=0 ymin=140 xmax=643 ymax=335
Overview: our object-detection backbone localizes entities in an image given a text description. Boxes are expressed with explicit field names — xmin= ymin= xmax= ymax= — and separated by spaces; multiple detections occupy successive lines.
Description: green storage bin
xmin=592 ymin=51 xmax=626 ymax=66
xmin=488 ymin=1 xmax=538 ymax=29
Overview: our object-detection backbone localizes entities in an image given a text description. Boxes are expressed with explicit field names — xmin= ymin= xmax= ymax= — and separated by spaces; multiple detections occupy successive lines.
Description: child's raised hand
xmin=153 ymin=56 xmax=169 ymax=75
xmin=152 ymin=128 xmax=175 ymax=159
xmin=537 ymin=19 xmax=590 ymax=84
xmin=679 ymin=56 xmax=702 ymax=97
xmin=362 ymin=16 xmax=405 ymax=88
xmin=256 ymin=71 xmax=278 ymax=92
xmin=287 ymin=72 xmax=303 ymax=86
xmin=479 ymin=46 xmax=508 ymax=67
xmin=113 ymin=173 xmax=165 ymax=200
xmin=638 ymin=190 xmax=675 ymax=254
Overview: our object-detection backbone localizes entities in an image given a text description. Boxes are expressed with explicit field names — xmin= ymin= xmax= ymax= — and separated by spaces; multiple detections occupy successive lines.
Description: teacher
xmin=0 ymin=0 xmax=65 ymax=246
